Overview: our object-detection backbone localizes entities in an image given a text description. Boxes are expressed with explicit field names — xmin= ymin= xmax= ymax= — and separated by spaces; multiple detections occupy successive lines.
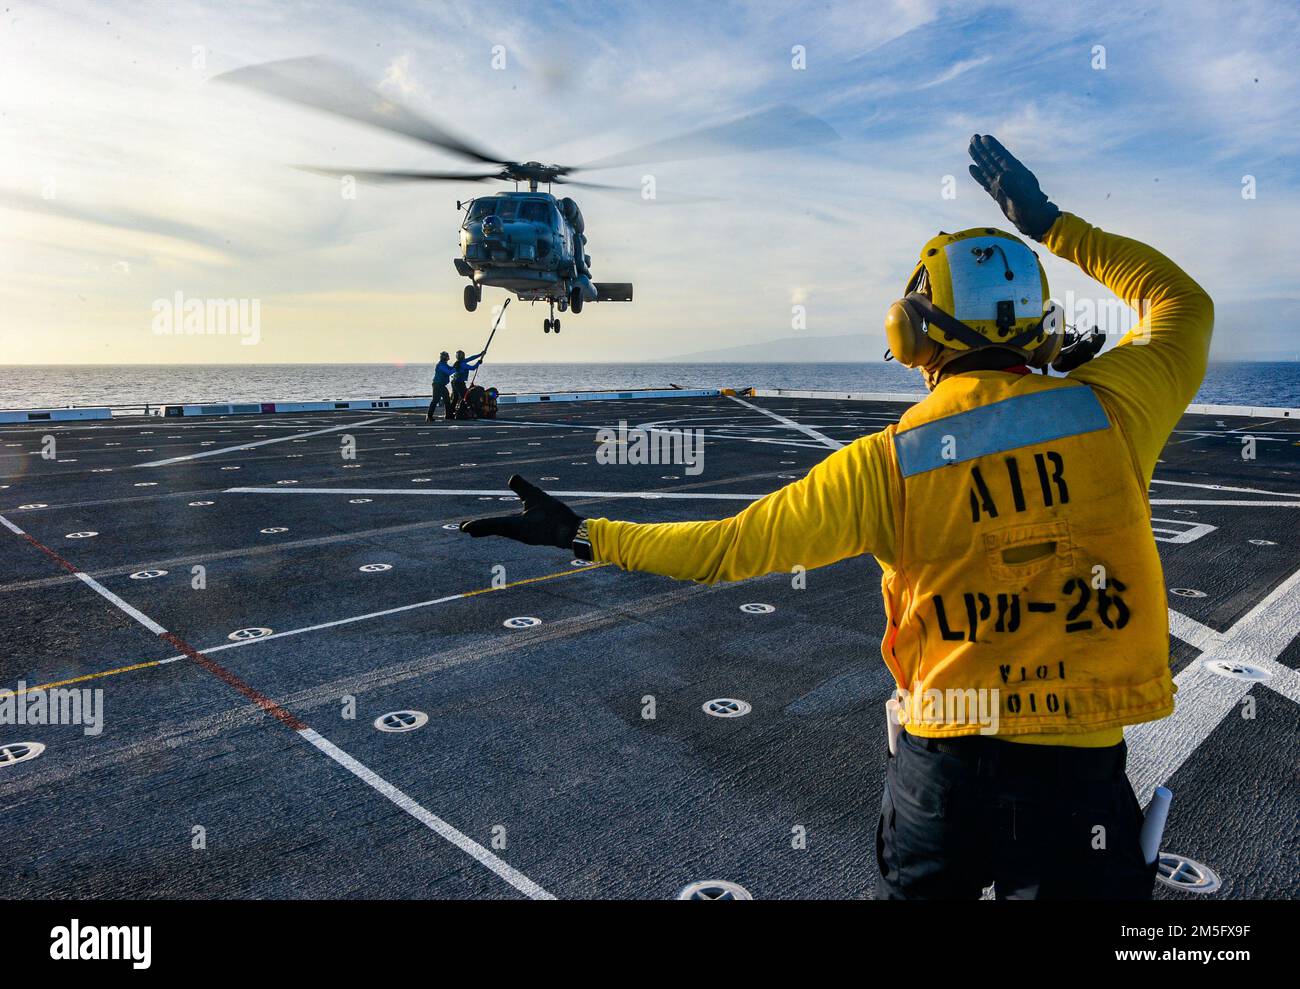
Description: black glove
xmin=459 ymin=474 xmax=580 ymax=549
xmin=1051 ymin=326 xmax=1106 ymax=373
xmin=968 ymin=134 xmax=1061 ymax=241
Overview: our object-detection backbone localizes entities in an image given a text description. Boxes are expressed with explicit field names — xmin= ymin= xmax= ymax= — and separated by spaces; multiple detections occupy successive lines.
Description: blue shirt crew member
xmin=428 ymin=352 xmax=456 ymax=421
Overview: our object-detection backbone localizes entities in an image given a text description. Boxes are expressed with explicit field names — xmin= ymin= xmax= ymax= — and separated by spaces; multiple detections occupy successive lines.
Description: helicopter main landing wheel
xmin=569 ymin=288 xmax=584 ymax=314
xmin=463 ymin=284 xmax=479 ymax=312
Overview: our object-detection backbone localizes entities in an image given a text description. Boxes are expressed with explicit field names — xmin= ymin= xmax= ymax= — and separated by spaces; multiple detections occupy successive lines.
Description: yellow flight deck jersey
xmin=588 ymin=214 xmax=1214 ymax=746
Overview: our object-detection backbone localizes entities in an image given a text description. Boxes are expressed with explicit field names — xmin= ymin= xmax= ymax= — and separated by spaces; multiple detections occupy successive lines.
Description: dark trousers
xmin=875 ymin=730 xmax=1156 ymax=899
xmin=451 ymin=380 xmax=467 ymax=413
xmin=428 ymin=384 xmax=451 ymax=419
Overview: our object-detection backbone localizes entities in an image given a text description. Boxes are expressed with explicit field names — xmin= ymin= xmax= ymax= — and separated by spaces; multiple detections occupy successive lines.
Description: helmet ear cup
xmin=1027 ymin=301 xmax=1065 ymax=368
xmin=885 ymin=295 xmax=943 ymax=369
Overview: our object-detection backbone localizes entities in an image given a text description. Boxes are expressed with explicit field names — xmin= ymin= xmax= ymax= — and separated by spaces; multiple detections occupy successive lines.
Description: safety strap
xmin=908 ymin=294 xmax=1044 ymax=351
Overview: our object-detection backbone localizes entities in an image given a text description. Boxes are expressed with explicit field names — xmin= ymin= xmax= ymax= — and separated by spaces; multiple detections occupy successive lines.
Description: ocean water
xmin=2 ymin=361 xmax=1298 ymax=411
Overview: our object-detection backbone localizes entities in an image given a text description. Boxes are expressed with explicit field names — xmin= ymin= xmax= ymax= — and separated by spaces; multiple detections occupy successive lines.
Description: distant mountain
xmin=659 ymin=333 xmax=888 ymax=363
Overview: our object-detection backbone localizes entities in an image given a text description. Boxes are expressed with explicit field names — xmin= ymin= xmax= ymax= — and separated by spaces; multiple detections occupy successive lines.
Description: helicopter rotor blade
xmin=570 ymin=103 xmax=838 ymax=172
xmin=294 ymin=165 xmax=501 ymax=184
xmin=215 ymin=57 xmax=505 ymax=166
xmin=554 ymin=177 xmax=719 ymax=204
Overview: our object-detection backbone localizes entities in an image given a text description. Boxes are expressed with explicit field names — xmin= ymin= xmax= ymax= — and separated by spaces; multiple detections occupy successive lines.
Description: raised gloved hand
xmin=1051 ymin=326 xmax=1106 ymax=373
xmin=968 ymin=134 xmax=1061 ymax=241
xmin=459 ymin=474 xmax=580 ymax=548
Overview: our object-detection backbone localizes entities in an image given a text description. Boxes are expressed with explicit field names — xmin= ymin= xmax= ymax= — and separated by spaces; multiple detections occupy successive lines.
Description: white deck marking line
xmin=201 ymin=594 xmax=467 ymax=652
xmin=0 ymin=513 xmax=552 ymax=901
xmin=134 ymin=416 xmax=391 ymax=467
xmin=726 ymin=394 xmax=844 ymax=450
xmin=1129 ymin=565 xmax=1300 ymax=803
xmin=298 ymin=729 xmax=554 ymax=900
xmin=1150 ymin=478 xmax=1300 ymax=498
xmin=74 ymin=572 xmax=169 ymax=635
xmin=1148 ymin=499 xmax=1300 ymax=507
xmin=225 ymin=486 xmax=765 ymax=500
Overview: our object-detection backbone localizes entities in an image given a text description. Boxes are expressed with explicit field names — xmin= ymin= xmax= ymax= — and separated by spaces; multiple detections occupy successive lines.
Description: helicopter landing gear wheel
xmin=553 ymin=319 xmax=561 ymax=333
xmin=569 ymin=287 xmax=584 ymax=314
xmin=543 ymin=319 xmax=552 ymax=333
xmin=463 ymin=284 xmax=479 ymax=312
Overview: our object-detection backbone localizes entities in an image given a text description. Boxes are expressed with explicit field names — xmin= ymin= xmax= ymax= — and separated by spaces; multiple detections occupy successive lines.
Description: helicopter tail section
xmin=594 ymin=282 xmax=634 ymax=303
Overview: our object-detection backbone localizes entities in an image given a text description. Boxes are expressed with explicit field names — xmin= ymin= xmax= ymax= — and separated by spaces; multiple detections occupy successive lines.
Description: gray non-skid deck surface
xmin=1 ymin=396 xmax=1296 ymax=899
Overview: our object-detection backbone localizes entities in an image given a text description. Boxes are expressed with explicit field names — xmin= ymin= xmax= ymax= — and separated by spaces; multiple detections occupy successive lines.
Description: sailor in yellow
xmin=461 ymin=135 xmax=1214 ymax=899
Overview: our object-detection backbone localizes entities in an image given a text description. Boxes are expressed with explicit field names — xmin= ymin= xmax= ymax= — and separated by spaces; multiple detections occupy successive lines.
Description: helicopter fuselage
xmin=453 ymin=190 xmax=631 ymax=330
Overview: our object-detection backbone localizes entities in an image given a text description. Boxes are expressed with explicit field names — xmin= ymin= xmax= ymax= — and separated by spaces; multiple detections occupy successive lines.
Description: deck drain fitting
xmin=677 ymin=880 xmax=752 ymax=900
xmin=1156 ymin=853 xmax=1221 ymax=894
xmin=1203 ymin=659 xmax=1270 ymax=681
xmin=374 ymin=710 xmax=428 ymax=733
xmin=503 ymin=616 xmax=542 ymax=629
xmin=228 ymin=627 xmax=273 ymax=641
xmin=703 ymin=698 xmax=751 ymax=718
xmin=740 ymin=603 xmax=775 ymax=614
xmin=0 ymin=742 xmax=46 ymax=768
xmin=1171 ymin=588 xmax=1206 ymax=598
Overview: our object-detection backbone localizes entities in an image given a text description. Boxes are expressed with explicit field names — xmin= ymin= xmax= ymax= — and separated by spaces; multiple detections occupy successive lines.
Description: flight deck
xmin=1 ymin=391 xmax=1296 ymax=899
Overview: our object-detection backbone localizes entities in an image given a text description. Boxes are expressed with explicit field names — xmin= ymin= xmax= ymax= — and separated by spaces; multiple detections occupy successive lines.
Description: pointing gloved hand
xmin=459 ymin=474 xmax=581 ymax=549
xmin=968 ymin=134 xmax=1061 ymax=241
xmin=1051 ymin=326 xmax=1107 ymax=373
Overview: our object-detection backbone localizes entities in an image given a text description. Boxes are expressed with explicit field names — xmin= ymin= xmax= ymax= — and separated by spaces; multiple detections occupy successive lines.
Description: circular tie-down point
xmin=503 ymin=616 xmax=542 ymax=630
xmin=65 ymin=531 xmax=98 ymax=539
xmin=412 ymin=477 xmax=432 ymax=483
xmin=260 ymin=527 xmax=288 ymax=534
xmin=341 ymin=464 xmax=361 ymax=469
xmin=541 ymin=476 xmax=559 ymax=481
xmin=442 ymin=523 xmax=461 ymax=531
xmin=1203 ymin=659 xmax=1270 ymax=682
xmin=1171 ymin=588 xmax=1206 ymax=598
xmin=188 ymin=501 xmax=214 ymax=507
xmin=220 ymin=466 xmax=241 ymax=471
xmin=130 ymin=569 xmax=168 ymax=580
xmin=460 ymin=462 xmax=478 ymax=467
xmin=374 ymin=710 xmax=428 ymax=733
xmin=677 ymin=880 xmax=753 ymax=901
xmin=0 ymin=741 xmax=46 ymax=768
xmin=571 ymin=558 xmax=595 ymax=567
xmin=1249 ymin=539 xmax=1277 ymax=546
xmin=18 ymin=504 xmax=47 ymax=510
xmin=740 ymin=603 xmax=775 ymax=615
xmin=348 ymin=498 xmax=372 ymax=504
xmin=359 ymin=563 xmax=393 ymax=573
xmin=777 ymin=473 xmax=798 ymax=480
xmin=1156 ymin=853 xmax=1221 ymax=894
xmin=228 ymin=626 xmax=273 ymax=641
xmin=133 ymin=482 xmax=157 ymax=487
xmin=703 ymin=698 xmax=752 ymax=718
xmin=275 ymin=479 xmax=298 ymax=485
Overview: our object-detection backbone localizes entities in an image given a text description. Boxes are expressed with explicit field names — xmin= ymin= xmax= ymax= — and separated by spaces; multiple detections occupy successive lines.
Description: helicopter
xmin=216 ymin=57 xmax=838 ymax=334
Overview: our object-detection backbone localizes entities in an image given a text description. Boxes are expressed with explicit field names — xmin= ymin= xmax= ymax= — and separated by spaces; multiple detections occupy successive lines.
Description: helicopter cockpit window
xmin=518 ymin=201 xmax=552 ymax=224
xmin=465 ymin=200 xmax=497 ymax=225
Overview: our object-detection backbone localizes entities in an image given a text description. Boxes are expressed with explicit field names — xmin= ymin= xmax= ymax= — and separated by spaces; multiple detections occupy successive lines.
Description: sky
xmin=2 ymin=0 xmax=1298 ymax=365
